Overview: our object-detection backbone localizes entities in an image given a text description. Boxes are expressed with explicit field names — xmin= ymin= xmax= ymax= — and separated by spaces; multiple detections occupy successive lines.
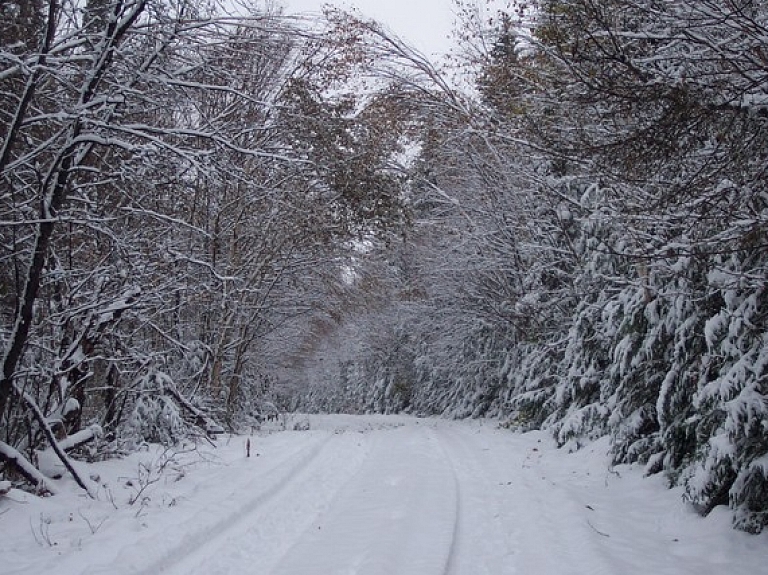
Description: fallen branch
xmin=16 ymin=387 xmax=96 ymax=497
xmin=164 ymin=383 xmax=223 ymax=437
xmin=58 ymin=424 xmax=103 ymax=452
xmin=0 ymin=441 xmax=56 ymax=495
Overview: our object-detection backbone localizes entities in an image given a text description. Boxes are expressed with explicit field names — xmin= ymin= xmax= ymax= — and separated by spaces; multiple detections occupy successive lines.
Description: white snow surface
xmin=1 ymin=415 xmax=765 ymax=575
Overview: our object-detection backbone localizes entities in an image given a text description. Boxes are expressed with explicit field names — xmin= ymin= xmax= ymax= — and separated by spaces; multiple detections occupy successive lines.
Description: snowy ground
xmin=1 ymin=415 xmax=765 ymax=575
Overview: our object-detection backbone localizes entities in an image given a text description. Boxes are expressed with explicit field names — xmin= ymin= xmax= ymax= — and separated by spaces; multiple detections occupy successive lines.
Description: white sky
xmin=281 ymin=0 xmax=459 ymax=57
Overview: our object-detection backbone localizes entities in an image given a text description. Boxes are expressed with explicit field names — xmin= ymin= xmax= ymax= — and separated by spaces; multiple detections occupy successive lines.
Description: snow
xmin=0 ymin=441 xmax=57 ymax=495
xmin=62 ymin=398 xmax=81 ymax=418
xmin=56 ymin=425 xmax=103 ymax=453
xmin=1 ymin=415 xmax=765 ymax=575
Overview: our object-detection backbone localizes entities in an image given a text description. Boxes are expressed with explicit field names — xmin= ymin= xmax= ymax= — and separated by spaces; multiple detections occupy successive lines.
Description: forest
xmin=1 ymin=0 xmax=767 ymax=534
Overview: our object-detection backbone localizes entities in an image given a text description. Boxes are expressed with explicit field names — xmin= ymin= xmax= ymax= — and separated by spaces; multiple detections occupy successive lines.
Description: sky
xmin=281 ymin=0 xmax=459 ymax=57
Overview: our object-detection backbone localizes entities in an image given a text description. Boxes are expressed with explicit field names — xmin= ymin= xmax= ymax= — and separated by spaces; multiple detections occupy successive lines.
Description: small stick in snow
xmin=586 ymin=518 xmax=610 ymax=538
xmin=605 ymin=467 xmax=621 ymax=487
xmin=246 ymin=438 xmax=251 ymax=458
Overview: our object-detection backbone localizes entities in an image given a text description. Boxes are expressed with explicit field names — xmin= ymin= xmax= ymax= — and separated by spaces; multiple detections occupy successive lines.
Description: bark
xmin=102 ymin=363 xmax=121 ymax=435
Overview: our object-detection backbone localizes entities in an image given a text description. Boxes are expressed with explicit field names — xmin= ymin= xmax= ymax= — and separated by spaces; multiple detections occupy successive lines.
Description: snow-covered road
xmin=1 ymin=415 xmax=765 ymax=575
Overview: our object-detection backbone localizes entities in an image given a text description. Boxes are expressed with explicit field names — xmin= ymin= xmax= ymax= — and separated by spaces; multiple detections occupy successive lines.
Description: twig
xmin=29 ymin=517 xmax=43 ymax=547
xmin=78 ymin=509 xmax=108 ymax=534
xmin=127 ymin=461 xmax=162 ymax=505
xmin=605 ymin=466 xmax=621 ymax=487
xmin=586 ymin=518 xmax=610 ymax=538
xmin=30 ymin=513 xmax=56 ymax=547
xmin=103 ymin=486 xmax=118 ymax=510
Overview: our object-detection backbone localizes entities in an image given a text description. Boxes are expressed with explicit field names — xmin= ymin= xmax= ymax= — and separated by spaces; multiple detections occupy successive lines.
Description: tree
xmin=0 ymin=1 xmax=429 ymax=493
xmin=0 ymin=0 xmax=309 ymax=488
xmin=286 ymin=0 xmax=768 ymax=532
xmin=525 ymin=0 xmax=768 ymax=531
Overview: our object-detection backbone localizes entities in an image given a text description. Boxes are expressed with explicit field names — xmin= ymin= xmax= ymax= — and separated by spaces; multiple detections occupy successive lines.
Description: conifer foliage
xmin=291 ymin=1 xmax=768 ymax=533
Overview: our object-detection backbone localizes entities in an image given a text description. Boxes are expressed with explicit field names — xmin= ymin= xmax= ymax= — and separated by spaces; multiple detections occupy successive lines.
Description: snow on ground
xmin=1 ymin=414 xmax=765 ymax=575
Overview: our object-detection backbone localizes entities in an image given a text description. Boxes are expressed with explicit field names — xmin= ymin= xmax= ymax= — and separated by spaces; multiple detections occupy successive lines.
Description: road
xmin=2 ymin=415 xmax=763 ymax=575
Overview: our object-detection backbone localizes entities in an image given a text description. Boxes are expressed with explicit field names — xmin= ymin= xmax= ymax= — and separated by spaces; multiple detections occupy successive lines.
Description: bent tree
xmin=0 ymin=1 xmax=414 ymax=491
xmin=0 ymin=0 xmax=298 ymax=489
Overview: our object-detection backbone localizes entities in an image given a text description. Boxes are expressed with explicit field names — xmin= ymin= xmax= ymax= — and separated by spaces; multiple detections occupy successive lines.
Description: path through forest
xmin=1 ymin=415 xmax=764 ymax=575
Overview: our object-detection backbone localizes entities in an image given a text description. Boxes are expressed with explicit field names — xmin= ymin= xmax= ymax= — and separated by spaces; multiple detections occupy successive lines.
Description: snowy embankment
xmin=1 ymin=415 xmax=764 ymax=575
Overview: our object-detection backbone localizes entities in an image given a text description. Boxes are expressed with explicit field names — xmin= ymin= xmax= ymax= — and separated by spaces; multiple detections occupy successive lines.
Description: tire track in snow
xmin=156 ymin=430 xmax=375 ymax=575
xmin=434 ymin=424 xmax=528 ymax=575
xmin=437 ymin=422 xmax=624 ymax=575
xmin=83 ymin=433 xmax=334 ymax=575
xmin=268 ymin=425 xmax=459 ymax=575
xmin=430 ymin=428 xmax=463 ymax=575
